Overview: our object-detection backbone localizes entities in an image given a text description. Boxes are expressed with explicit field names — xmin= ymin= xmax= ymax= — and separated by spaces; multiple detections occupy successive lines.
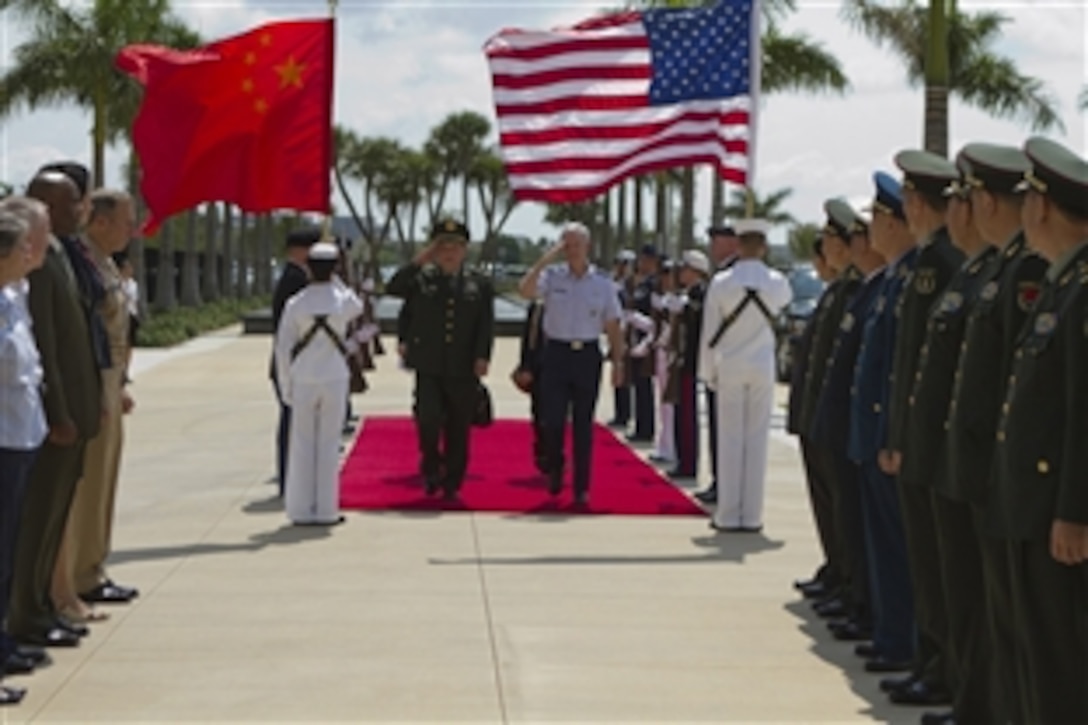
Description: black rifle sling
xmin=291 ymin=314 xmax=348 ymax=361
xmin=708 ymin=287 xmax=776 ymax=348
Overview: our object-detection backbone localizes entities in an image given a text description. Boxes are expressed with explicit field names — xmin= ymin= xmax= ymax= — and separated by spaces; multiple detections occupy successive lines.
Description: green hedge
xmin=137 ymin=296 xmax=270 ymax=348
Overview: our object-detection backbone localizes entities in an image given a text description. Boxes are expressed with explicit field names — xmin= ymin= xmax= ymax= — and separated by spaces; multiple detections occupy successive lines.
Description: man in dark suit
xmin=513 ymin=299 xmax=548 ymax=472
xmin=8 ymin=173 xmax=101 ymax=648
xmin=386 ymin=219 xmax=494 ymax=499
xmin=270 ymin=228 xmax=318 ymax=497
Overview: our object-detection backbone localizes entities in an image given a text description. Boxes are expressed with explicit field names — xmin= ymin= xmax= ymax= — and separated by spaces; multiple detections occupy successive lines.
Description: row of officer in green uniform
xmin=789 ymin=137 xmax=1087 ymax=725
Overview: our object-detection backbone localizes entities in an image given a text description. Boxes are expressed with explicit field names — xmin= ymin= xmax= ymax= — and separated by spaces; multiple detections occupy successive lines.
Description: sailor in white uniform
xmin=698 ymin=219 xmax=793 ymax=532
xmin=275 ymin=242 xmax=364 ymax=526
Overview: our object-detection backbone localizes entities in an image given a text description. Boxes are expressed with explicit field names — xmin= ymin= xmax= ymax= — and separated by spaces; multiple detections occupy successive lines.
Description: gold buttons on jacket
xmin=996 ymin=431 xmax=1006 ymax=442
xmin=1037 ymin=459 xmax=1050 ymax=474
xmin=873 ymin=403 xmax=881 ymax=413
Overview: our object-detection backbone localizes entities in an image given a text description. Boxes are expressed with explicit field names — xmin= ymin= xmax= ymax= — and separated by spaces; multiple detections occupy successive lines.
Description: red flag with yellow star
xmin=117 ymin=19 xmax=334 ymax=234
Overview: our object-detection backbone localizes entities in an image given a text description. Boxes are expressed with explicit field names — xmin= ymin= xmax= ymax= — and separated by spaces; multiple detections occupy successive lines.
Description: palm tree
xmin=722 ymin=186 xmax=797 ymax=226
xmin=424 ymin=111 xmax=491 ymax=226
xmin=788 ymin=222 xmax=822 ymax=260
xmin=0 ymin=0 xmax=199 ymax=187
xmin=469 ymin=149 xmax=520 ymax=264
xmin=843 ymin=0 xmax=1062 ymax=156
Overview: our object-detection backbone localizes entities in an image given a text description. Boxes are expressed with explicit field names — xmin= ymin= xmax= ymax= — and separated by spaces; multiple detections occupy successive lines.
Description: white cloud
xmin=1 ymin=1 xmax=1084 ymax=249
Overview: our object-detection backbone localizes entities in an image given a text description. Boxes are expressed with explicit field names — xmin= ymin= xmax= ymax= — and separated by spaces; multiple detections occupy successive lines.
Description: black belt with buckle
xmin=550 ymin=339 xmax=597 ymax=351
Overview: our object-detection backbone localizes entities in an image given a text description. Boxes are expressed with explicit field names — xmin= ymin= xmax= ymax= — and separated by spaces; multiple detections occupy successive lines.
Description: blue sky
xmin=1 ymin=0 xmax=1085 ymax=248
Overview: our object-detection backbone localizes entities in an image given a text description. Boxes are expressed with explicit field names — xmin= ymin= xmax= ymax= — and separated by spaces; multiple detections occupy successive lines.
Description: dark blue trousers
xmin=831 ymin=450 xmax=870 ymax=623
xmin=705 ymin=386 xmax=718 ymax=489
xmin=611 ymin=383 xmax=631 ymax=426
xmin=540 ymin=341 xmax=602 ymax=494
xmin=272 ymin=377 xmax=291 ymax=497
xmin=0 ymin=448 xmax=37 ymax=660
xmin=859 ymin=460 xmax=916 ymax=662
xmin=632 ymin=375 xmax=654 ymax=439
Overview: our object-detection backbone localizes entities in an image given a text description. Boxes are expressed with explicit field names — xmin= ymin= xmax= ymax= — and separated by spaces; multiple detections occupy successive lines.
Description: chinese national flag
xmin=117 ymin=19 xmax=334 ymax=234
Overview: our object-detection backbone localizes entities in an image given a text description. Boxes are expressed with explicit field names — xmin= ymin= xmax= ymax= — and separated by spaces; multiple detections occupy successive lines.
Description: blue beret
xmin=872 ymin=171 xmax=906 ymax=220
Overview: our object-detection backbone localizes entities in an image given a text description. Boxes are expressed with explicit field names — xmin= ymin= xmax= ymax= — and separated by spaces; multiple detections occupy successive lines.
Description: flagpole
xmin=323 ymin=0 xmax=339 ymax=243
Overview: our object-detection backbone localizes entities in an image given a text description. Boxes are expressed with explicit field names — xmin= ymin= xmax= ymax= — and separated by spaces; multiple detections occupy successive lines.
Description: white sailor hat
xmin=733 ymin=218 xmax=772 ymax=237
xmin=680 ymin=249 xmax=710 ymax=274
xmin=615 ymin=249 xmax=636 ymax=263
xmin=308 ymin=242 xmax=340 ymax=261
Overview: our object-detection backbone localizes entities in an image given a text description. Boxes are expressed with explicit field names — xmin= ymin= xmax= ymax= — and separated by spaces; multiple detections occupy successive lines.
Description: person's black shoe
xmin=3 ymin=653 xmax=37 ymax=675
xmin=605 ymin=419 xmax=627 ymax=430
xmin=0 ymin=685 xmax=26 ymax=706
xmin=921 ymin=710 xmax=955 ymax=725
xmin=424 ymin=476 xmax=441 ymax=496
xmin=694 ymin=488 xmax=717 ymax=505
xmin=625 ymin=434 xmax=652 ymax=444
xmin=667 ymin=468 xmax=696 ymax=479
xmin=573 ymin=491 xmax=589 ymax=507
xmin=798 ymin=580 xmax=828 ymax=599
xmin=889 ymin=680 xmax=952 ymax=706
xmin=54 ymin=618 xmax=88 ymax=638
xmin=16 ymin=627 xmax=80 ymax=648
xmin=854 ymin=642 xmax=880 ymax=659
xmin=864 ymin=656 xmax=913 ymax=673
xmin=813 ymin=598 xmax=847 ymax=619
xmin=14 ymin=646 xmax=47 ymax=666
xmin=829 ymin=620 xmax=872 ymax=641
xmin=78 ymin=581 xmax=137 ymax=604
xmin=879 ymin=673 xmax=919 ymax=693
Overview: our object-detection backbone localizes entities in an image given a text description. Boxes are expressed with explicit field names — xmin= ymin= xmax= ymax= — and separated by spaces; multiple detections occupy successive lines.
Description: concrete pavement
xmin=7 ymin=327 xmax=913 ymax=723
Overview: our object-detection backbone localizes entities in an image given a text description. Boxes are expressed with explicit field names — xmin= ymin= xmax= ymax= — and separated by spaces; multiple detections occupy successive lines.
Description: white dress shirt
xmin=537 ymin=264 xmax=622 ymax=341
xmin=274 ymin=278 xmax=364 ymax=403
xmin=698 ymin=259 xmax=793 ymax=385
xmin=0 ymin=281 xmax=48 ymax=450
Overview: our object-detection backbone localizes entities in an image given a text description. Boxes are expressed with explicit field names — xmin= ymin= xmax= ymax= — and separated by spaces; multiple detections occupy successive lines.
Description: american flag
xmin=484 ymin=0 xmax=759 ymax=204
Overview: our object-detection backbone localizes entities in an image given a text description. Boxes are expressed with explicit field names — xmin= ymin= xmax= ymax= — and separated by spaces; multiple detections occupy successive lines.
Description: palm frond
xmin=839 ymin=0 xmax=923 ymax=77
xmin=762 ymin=27 xmax=849 ymax=95
xmin=954 ymin=54 xmax=1064 ymax=133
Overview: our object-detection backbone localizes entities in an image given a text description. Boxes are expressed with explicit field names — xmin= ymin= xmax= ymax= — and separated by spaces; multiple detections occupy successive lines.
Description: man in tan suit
xmin=54 ymin=190 xmax=138 ymax=618
xmin=8 ymin=173 xmax=102 ymax=647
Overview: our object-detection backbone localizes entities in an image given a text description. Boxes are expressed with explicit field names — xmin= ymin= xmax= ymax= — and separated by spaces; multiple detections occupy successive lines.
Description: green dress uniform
xmin=885 ymin=150 xmax=964 ymax=696
xmin=938 ymin=145 xmax=1044 ymax=725
xmin=991 ymin=138 xmax=1088 ymax=725
xmin=385 ymin=221 xmax=495 ymax=498
xmin=796 ymin=198 xmax=864 ymax=594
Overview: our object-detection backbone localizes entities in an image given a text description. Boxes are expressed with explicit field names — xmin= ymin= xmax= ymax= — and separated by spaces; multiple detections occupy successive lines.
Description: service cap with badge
xmin=431 ymin=218 xmax=470 ymax=244
xmin=894 ymin=149 xmax=960 ymax=197
xmin=958 ymin=143 xmax=1031 ymax=196
xmin=870 ymin=171 xmax=906 ymax=220
xmin=1017 ymin=137 xmax=1088 ymax=219
xmin=823 ymin=197 xmax=859 ymax=240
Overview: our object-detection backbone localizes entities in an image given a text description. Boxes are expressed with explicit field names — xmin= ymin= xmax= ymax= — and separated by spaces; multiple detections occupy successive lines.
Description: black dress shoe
xmin=693 ymin=488 xmax=717 ymax=504
xmin=921 ymin=710 xmax=955 ymax=724
xmin=797 ymin=580 xmax=828 ymax=599
xmin=79 ymin=582 xmax=136 ymax=604
xmin=793 ymin=576 xmax=821 ymax=590
xmin=813 ymin=598 xmax=848 ymax=619
xmin=830 ymin=620 xmax=872 ymax=641
xmin=879 ymin=673 xmax=919 ymax=693
xmin=667 ymin=469 xmax=696 ymax=479
xmin=573 ymin=491 xmax=589 ymax=506
xmin=3 ymin=653 xmax=37 ymax=675
xmin=55 ymin=618 xmax=88 ymax=637
xmin=854 ymin=642 xmax=880 ymax=659
xmin=625 ymin=434 xmax=652 ymax=444
xmin=889 ymin=680 xmax=952 ymax=706
xmin=605 ymin=419 xmax=627 ymax=429
xmin=15 ymin=645 xmax=47 ymax=666
xmin=548 ymin=469 xmax=563 ymax=496
xmin=17 ymin=627 xmax=80 ymax=648
xmin=864 ymin=656 xmax=913 ymax=673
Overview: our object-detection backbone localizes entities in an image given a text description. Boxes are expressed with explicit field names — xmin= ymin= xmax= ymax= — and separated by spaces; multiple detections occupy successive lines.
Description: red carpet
xmin=339 ymin=416 xmax=704 ymax=516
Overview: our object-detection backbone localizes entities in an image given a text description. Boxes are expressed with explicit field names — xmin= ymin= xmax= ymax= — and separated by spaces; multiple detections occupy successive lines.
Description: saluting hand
xmin=413 ymin=242 xmax=438 ymax=266
xmin=1050 ymin=520 xmax=1088 ymax=565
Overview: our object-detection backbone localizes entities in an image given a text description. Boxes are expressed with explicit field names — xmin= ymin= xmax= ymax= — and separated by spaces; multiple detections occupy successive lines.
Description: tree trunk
xmin=654 ymin=173 xmax=667 ymax=247
xmin=92 ymin=85 xmax=107 ymax=188
xmin=125 ymin=148 xmax=149 ymax=320
xmin=221 ymin=203 xmax=235 ymax=298
xmin=600 ymin=191 xmax=613 ymax=264
xmin=924 ymin=0 xmax=951 ymax=157
xmin=236 ymin=212 xmax=251 ymax=298
xmin=633 ymin=177 xmax=644 ymax=248
xmin=462 ymin=177 xmax=471 ymax=227
xmin=154 ymin=218 xmax=177 ymax=312
xmin=680 ymin=167 xmax=696 ymax=251
xmin=256 ymin=214 xmax=272 ymax=295
xmin=181 ymin=209 xmax=202 ymax=307
xmin=202 ymin=204 xmax=220 ymax=302
xmin=616 ymin=183 xmax=628 ymax=250
xmin=711 ymin=173 xmax=725 ymax=226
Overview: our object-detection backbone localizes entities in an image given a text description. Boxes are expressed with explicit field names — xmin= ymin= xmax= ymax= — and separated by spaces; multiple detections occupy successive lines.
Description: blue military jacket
xmin=848 ymin=248 xmax=918 ymax=465
xmin=809 ymin=271 xmax=885 ymax=455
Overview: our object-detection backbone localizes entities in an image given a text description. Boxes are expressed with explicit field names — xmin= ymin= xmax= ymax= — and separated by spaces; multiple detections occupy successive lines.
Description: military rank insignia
xmin=1034 ymin=312 xmax=1057 ymax=336
xmin=1017 ymin=282 xmax=1040 ymax=311
xmin=915 ymin=268 xmax=937 ymax=295
xmin=940 ymin=292 xmax=963 ymax=315
xmin=979 ymin=281 xmax=999 ymax=302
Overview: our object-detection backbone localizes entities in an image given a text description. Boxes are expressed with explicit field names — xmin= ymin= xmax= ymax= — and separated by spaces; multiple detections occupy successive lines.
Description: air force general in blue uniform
xmin=519 ymin=222 xmax=625 ymax=506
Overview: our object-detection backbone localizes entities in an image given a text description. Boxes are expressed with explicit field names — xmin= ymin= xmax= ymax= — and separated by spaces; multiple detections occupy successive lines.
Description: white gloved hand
xmin=354 ymin=323 xmax=380 ymax=344
xmin=630 ymin=337 xmax=651 ymax=358
xmin=627 ymin=311 xmax=654 ymax=333
xmin=666 ymin=294 xmax=688 ymax=313
xmin=651 ymin=293 xmax=665 ymax=311
xmin=654 ymin=322 xmax=672 ymax=348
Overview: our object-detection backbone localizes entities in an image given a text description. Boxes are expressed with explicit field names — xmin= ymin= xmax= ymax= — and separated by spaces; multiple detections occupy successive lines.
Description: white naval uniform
xmin=698 ymin=259 xmax=792 ymax=528
xmin=275 ymin=278 xmax=364 ymax=524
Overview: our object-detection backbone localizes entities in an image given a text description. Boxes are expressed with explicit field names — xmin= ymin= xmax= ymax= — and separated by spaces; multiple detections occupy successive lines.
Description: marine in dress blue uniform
xmin=990 ymin=138 xmax=1088 ymax=725
xmin=847 ymin=172 xmax=918 ymax=673
xmin=519 ymin=223 xmax=625 ymax=506
xmin=627 ymin=245 xmax=659 ymax=442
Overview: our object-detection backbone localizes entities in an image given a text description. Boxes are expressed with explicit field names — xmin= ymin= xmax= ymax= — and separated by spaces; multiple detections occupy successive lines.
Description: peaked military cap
xmin=823 ymin=198 xmax=859 ymax=239
xmin=847 ymin=196 xmax=872 ymax=231
xmin=285 ymin=227 xmax=322 ymax=249
xmin=871 ymin=172 xmax=906 ymax=220
xmin=957 ymin=143 xmax=1031 ymax=195
xmin=1018 ymin=137 xmax=1088 ymax=218
xmin=431 ymin=218 xmax=470 ymax=243
xmin=707 ymin=224 xmax=736 ymax=237
xmin=894 ymin=150 xmax=959 ymax=196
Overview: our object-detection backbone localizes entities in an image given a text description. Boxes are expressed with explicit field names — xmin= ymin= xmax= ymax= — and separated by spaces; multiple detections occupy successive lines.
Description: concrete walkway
xmin=9 ymin=328 xmax=912 ymax=723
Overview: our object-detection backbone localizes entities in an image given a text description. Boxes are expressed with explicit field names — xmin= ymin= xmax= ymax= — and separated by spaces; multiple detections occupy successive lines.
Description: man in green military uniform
xmin=386 ymin=219 xmax=494 ymax=500
xmin=794 ymin=198 xmax=862 ymax=608
xmin=879 ymin=150 xmax=964 ymax=706
xmin=991 ymin=137 xmax=1088 ymax=725
xmin=903 ymin=146 xmax=1006 ymax=725
xmin=944 ymin=144 xmax=1047 ymax=725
